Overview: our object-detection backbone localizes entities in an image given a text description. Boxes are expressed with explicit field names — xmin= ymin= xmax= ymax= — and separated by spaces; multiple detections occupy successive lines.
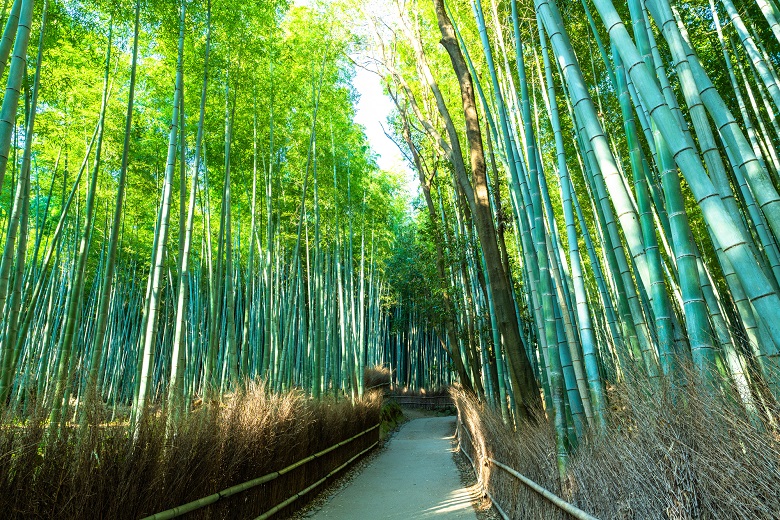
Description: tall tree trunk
xmin=168 ymin=0 xmax=211 ymax=424
xmin=82 ymin=0 xmax=140 ymax=426
xmin=132 ymin=1 xmax=185 ymax=432
xmin=434 ymin=0 xmax=541 ymax=419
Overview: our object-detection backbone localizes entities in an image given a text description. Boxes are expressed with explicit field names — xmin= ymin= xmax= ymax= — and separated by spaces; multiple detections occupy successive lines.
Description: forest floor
xmin=296 ymin=413 xmax=484 ymax=519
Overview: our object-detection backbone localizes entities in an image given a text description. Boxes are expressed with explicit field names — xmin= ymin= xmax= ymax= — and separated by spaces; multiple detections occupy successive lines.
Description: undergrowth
xmin=379 ymin=399 xmax=405 ymax=438
xmin=0 ymin=382 xmax=380 ymax=519
xmin=364 ymin=365 xmax=392 ymax=391
xmin=453 ymin=373 xmax=780 ymax=519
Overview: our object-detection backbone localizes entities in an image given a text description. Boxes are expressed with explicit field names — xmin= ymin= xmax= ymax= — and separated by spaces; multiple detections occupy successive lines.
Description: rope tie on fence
xmin=456 ymin=413 xmax=511 ymax=520
xmin=142 ymin=423 xmax=380 ymax=520
xmin=254 ymin=441 xmax=378 ymax=520
xmin=456 ymin=415 xmax=599 ymax=520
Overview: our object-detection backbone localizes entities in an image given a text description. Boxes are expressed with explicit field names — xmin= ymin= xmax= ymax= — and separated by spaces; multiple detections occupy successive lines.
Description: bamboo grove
xmin=2 ymin=0 xmax=780 ymax=498
xmin=369 ymin=0 xmax=780 ymax=477
xmin=0 ymin=0 xmax=431 ymax=434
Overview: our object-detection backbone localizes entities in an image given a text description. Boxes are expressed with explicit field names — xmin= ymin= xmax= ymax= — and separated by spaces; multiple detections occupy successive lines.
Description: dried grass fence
xmin=455 ymin=394 xmax=587 ymax=520
xmin=452 ymin=379 xmax=780 ymax=519
xmin=0 ymin=384 xmax=381 ymax=519
xmin=145 ymin=424 xmax=379 ymax=519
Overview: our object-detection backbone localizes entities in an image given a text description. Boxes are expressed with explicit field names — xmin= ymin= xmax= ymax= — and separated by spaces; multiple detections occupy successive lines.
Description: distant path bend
xmin=308 ymin=416 xmax=479 ymax=519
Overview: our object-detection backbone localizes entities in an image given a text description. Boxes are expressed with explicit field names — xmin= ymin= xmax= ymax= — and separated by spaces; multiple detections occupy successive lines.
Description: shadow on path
xmin=307 ymin=417 xmax=479 ymax=519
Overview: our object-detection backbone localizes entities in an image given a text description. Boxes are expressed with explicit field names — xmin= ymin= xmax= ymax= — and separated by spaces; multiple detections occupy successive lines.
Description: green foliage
xmin=10 ymin=0 xmax=404 ymax=278
xmin=379 ymin=397 xmax=404 ymax=438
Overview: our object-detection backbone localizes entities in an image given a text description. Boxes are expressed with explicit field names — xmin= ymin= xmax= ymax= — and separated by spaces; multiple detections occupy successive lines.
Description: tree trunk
xmin=434 ymin=0 xmax=541 ymax=419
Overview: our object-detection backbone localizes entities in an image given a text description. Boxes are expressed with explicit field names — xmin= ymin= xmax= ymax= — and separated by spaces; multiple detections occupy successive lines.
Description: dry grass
xmin=388 ymin=385 xmax=450 ymax=397
xmin=0 ymin=382 xmax=380 ymax=519
xmin=453 ymin=373 xmax=780 ymax=519
xmin=364 ymin=365 xmax=392 ymax=391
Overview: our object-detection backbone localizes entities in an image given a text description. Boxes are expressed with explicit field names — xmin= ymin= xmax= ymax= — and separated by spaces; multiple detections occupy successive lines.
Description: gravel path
xmin=305 ymin=416 xmax=480 ymax=519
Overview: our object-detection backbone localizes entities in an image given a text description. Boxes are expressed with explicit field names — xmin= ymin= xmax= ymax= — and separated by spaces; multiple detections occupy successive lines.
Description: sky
xmin=292 ymin=0 xmax=418 ymax=198
xmin=351 ymin=66 xmax=417 ymax=194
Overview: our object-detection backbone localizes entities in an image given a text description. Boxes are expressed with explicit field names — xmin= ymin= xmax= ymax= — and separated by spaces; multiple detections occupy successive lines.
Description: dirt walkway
xmin=306 ymin=417 xmax=479 ymax=519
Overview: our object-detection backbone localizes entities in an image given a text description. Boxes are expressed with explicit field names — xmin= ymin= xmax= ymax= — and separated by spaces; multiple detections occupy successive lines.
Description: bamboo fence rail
xmin=143 ymin=424 xmax=380 ymax=520
xmin=384 ymin=395 xmax=454 ymax=409
xmin=456 ymin=411 xmax=598 ymax=520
